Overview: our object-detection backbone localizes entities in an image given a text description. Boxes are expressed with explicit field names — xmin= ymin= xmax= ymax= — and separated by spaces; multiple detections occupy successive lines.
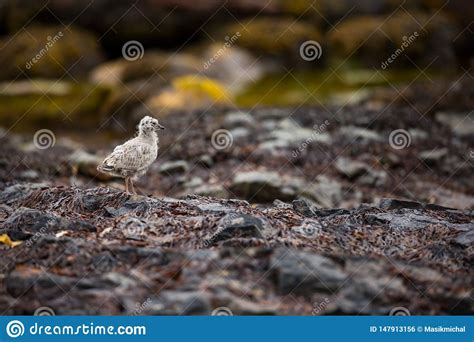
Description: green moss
xmin=222 ymin=17 xmax=322 ymax=57
xmin=0 ymin=81 xmax=111 ymax=130
xmin=236 ymin=68 xmax=447 ymax=107
xmin=328 ymin=11 xmax=455 ymax=67
xmin=0 ymin=25 xmax=104 ymax=80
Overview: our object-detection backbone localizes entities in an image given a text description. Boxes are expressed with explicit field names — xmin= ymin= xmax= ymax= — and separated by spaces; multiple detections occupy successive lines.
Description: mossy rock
xmin=0 ymin=25 xmax=104 ymax=80
xmin=146 ymin=75 xmax=232 ymax=114
xmin=0 ymin=79 xmax=110 ymax=130
xmin=328 ymin=11 xmax=457 ymax=68
xmin=90 ymin=51 xmax=201 ymax=86
xmin=220 ymin=17 xmax=323 ymax=64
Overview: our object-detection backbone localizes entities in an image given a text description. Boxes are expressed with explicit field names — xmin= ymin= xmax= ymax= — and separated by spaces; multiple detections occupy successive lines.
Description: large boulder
xmin=0 ymin=79 xmax=110 ymax=129
xmin=219 ymin=17 xmax=324 ymax=65
xmin=328 ymin=11 xmax=457 ymax=68
xmin=0 ymin=25 xmax=104 ymax=80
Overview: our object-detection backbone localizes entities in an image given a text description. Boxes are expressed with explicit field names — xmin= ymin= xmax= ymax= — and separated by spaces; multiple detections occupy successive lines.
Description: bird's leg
xmin=129 ymin=178 xmax=137 ymax=195
xmin=124 ymin=177 xmax=130 ymax=194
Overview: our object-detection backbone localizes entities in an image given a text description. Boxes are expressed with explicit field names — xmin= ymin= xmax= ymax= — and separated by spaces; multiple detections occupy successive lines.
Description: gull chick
xmin=97 ymin=116 xmax=165 ymax=194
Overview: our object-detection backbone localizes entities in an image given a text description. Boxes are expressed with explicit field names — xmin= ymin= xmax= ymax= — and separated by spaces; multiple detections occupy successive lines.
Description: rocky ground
xmin=0 ymin=102 xmax=472 ymax=315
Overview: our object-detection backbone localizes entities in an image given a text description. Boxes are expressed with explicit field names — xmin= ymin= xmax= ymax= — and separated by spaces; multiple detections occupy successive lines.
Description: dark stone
xmin=453 ymin=230 xmax=474 ymax=247
xmin=379 ymin=198 xmax=423 ymax=210
xmin=314 ymin=208 xmax=352 ymax=217
xmin=106 ymin=199 xmax=152 ymax=217
xmin=66 ymin=219 xmax=96 ymax=232
xmin=292 ymin=198 xmax=318 ymax=217
xmin=205 ymin=213 xmax=267 ymax=246
xmin=271 ymin=249 xmax=347 ymax=296
xmin=145 ymin=291 xmax=211 ymax=315
xmin=4 ymin=208 xmax=62 ymax=234
xmin=4 ymin=208 xmax=96 ymax=234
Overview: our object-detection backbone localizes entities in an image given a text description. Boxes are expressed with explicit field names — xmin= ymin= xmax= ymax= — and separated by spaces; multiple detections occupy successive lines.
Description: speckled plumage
xmin=98 ymin=116 xmax=165 ymax=194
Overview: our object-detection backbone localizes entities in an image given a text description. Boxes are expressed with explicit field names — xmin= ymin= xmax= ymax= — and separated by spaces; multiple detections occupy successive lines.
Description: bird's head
xmin=138 ymin=116 xmax=165 ymax=135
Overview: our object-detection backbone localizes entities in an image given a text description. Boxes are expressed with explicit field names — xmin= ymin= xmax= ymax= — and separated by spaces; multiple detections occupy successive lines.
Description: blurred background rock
xmin=0 ymin=0 xmax=472 ymax=132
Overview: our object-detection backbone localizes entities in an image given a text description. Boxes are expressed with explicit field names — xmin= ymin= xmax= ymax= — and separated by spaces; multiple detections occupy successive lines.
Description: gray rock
xmin=379 ymin=198 xmax=423 ymax=210
xmin=0 ymin=183 xmax=49 ymax=205
xmin=325 ymin=260 xmax=407 ymax=315
xmin=338 ymin=126 xmax=382 ymax=142
xmin=197 ymin=154 xmax=213 ymax=167
xmin=292 ymin=197 xmax=318 ymax=217
xmin=223 ymin=111 xmax=256 ymax=129
xmin=366 ymin=211 xmax=462 ymax=230
xmin=408 ymin=128 xmax=428 ymax=141
xmin=19 ymin=170 xmax=39 ymax=180
xmin=271 ymin=249 xmax=347 ymax=295
xmin=145 ymin=291 xmax=211 ymax=315
xmin=419 ymin=148 xmax=448 ymax=163
xmin=159 ymin=160 xmax=189 ymax=174
xmin=192 ymin=184 xmax=228 ymax=198
xmin=228 ymin=297 xmax=278 ymax=315
xmin=256 ymin=139 xmax=290 ymax=152
xmin=119 ymin=217 xmax=148 ymax=240
xmin=230 ymin=171 xmax=297 ymax=202
xmin=335 ymin=157 xmax=387 ymax=186
xmin=267 ymin=119 xmax=331 ymax=147
xmin=435 ymin=111 xmax=474 ymax=137
xmin=4 ymin=207 xmax=96 ymax=234
xmin=302 ymin=175 xmax=343 ymax=208
xmin=229 ymin=127 xmax=250 ymax=141
xmin=292 ymin=219 xmax=323 ymax=239
xmin=453 ymin=230 xmax=474 ymax=247
xmin=205 ymin=213 xmax=269 ymax=246
xmin=335 ymin=157 xmax=367 ymax=179
xmin=70 ymin=150 xmax=111 ymax=180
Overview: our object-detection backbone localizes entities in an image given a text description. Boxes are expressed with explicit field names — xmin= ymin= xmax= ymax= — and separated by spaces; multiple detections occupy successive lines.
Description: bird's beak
xmin=157 ymin=123 xmax=165 ymax=130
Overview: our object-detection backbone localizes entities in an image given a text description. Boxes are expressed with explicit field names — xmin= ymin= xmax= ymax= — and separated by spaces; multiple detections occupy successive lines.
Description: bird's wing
xmin=107 ymin=141 xmax=154 ymax=171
